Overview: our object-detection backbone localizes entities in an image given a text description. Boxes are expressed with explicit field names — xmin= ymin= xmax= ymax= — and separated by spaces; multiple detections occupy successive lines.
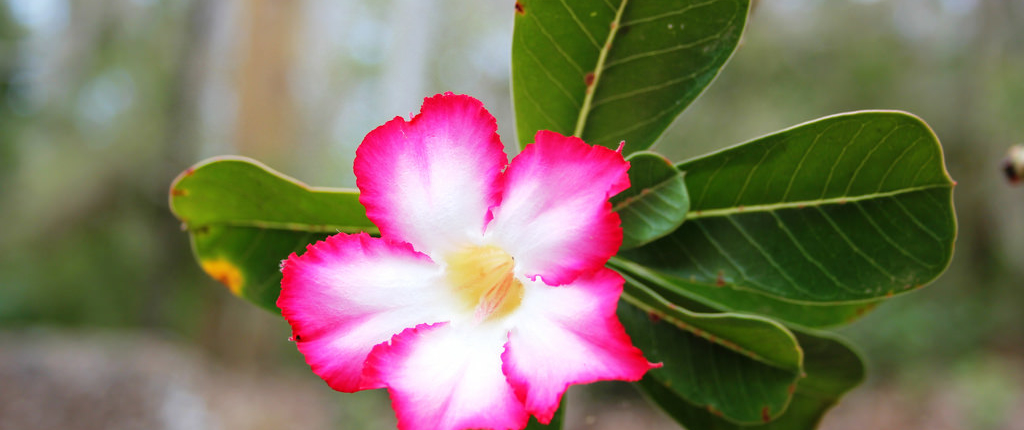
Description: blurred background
xmin=1 ymin=0 xmax=1022 ymax=429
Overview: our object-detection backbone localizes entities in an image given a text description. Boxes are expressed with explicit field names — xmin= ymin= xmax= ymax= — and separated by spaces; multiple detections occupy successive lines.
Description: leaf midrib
xmin=573 ymin=0 xmax=629 ymax=137
xmin=686 ymin=183 xmax=950 ymax=220
xmin=185 ymin=219 xmax=380 ymax=235
xmin=612 ymin=171 xmax=685 ymax=212
xmin=619 ymin=273 xmax=802 ymax=372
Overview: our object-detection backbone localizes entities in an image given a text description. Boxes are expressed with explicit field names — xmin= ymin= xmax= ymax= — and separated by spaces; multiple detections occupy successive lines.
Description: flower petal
xmin=501 ymin=268 xmax=657 ymax=423
xmin=355 ymin=93 xmax=508 ymax=258
xmin=365 ymin=322 xmax=529 ymax=430
xmin=486 ymin=131 xmax=630 ymax=285
xmin=278 ymin=232 xmax=459 ymax=393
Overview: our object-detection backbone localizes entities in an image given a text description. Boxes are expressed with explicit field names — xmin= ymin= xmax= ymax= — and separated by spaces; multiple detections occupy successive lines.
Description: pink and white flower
xmin=278 ymin=93 xmax=658 ymax=430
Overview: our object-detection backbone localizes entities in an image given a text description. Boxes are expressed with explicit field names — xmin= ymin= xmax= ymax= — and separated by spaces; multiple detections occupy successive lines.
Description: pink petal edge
xmin=355 ymin=93 xmax=508 ymax=258
xmin=365 ymin=322 xmax=530 ymax=430
xmin=501 ymin=268 xmax=659 ymax=423
xmin=278 ymin=232 xmax=457 ymax=393
xmin=486 ymin=130 xmax=630 ymax=285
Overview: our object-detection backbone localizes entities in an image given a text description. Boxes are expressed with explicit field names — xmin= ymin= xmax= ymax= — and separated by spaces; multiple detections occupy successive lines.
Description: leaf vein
xmin=875 ymin=136 xmax=924 ymax=193
xmin=724 ymin=216 xmax=817 ymax=298
xmin=814 ymin=206 xmax=899 ymax=281
xmin=558 ymin=0 xmax=601 ymax=49
xmin=618 ymin=0 xmax=721 ymax=27
xmin=527 ymin=12 xmax=586 ymax=74
xmin=854 ymin=201 xmax=937 ymax=268
xmin=819 ymin=122 xmax=866 ymax=199
xmin=769 ymin=211 xmax=857 ymax=295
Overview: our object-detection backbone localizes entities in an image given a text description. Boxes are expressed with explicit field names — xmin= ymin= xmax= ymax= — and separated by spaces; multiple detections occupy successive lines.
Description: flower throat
xmin=445 ymin=245 xmax=524 ymax=321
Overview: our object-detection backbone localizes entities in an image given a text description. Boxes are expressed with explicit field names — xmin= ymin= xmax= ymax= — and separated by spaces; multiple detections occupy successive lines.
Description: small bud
xmin=1003 ymin=145 xmax=1024 ymax=185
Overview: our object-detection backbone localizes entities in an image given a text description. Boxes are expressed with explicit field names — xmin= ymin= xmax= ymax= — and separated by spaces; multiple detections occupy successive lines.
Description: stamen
xmin=446 ymin=245 xmax=524 ymax=321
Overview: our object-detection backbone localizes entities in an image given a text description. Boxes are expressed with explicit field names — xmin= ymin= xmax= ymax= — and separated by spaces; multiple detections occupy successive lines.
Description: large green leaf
xmin=169 ymin=156 xmax=375 ymax=310
xmin=618 ymin=273 xmax=803 ymax=424
xmin=611 ymin=257 xmax=880 ymax=329
xmin=640 ymin=332 xmax=864 ymax=430
xmin=511 ymin=0 xmax=749 ymax=153
xmin=613 ymin=151 xmax=690 ymax=249
xmin=621 ymin=111 xmax=956 ymax=304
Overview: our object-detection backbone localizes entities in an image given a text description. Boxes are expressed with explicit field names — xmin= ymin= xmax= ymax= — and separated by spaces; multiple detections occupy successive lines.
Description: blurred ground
xmin=0 ymin=328 xmax=390 ymax=430
xmin=2 ymin=0 xmax=1024 ymax=429
xmin=3 ymin=327 xmax=1023 ymax=430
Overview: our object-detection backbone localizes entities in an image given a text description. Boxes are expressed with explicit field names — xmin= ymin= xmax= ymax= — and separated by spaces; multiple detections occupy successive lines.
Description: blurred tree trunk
xmin=235 ymin=0 xmax=301 ymax=168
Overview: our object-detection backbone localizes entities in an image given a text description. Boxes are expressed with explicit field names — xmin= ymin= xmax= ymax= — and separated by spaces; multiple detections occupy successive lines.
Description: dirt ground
xmin=2 ymin=329 xmax=1022 ymax=430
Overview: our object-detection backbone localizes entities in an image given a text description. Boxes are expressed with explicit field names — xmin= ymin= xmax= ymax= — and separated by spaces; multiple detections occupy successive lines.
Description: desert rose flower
xmin=278 ymin=93 xmax=658 ymax=430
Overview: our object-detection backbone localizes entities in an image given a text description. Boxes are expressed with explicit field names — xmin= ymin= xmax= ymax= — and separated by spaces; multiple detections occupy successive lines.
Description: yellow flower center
xmin=445 ymin=245 xmax=524 ymax=321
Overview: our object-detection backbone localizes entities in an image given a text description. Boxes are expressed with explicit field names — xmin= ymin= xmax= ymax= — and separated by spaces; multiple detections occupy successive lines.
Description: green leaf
xmin=618 ymin=272 xmax=802 ymax=424
xmin=611 ymin=257 xmax=880 ymax=329
xmin=613 ymin=151 xmax=690 ymax=249
xmin=620 ymin=111 xmax=956 ymax=305
xmin=511 ymin=0 xmax=749 ymax=153
xmin=639 ymin=332 xmax=864 ymax=430
xmin=524 ymin=406 xmax=564 ymax=430
xmin=169 ymin=156 xmax=375 ymax=310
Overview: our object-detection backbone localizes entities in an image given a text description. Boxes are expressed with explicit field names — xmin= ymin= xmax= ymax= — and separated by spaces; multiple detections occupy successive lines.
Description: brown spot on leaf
xmin=170 ymin=188 xmax=188 ymax=197
xmin=707 ymin=405 xmax=722 ymax=416
xmin=201 ymin=258 xmax=245 ymax=295
xmin=514 ymin=1 xmax=524 ymax=15
xmin=761 ymin=406 xmax=772 ymax=422
xmin=584 ymin=72 xmax=595 ymax=87
xmin=648 ymin=311 xmax=662 ymax=323
xmin=716 ymin=271 xmax=726 ymax=286
xmin=787 ymin=383 xmax=796 ymax=394
xmin=184 ymin=167 xmax=195 ymax=176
